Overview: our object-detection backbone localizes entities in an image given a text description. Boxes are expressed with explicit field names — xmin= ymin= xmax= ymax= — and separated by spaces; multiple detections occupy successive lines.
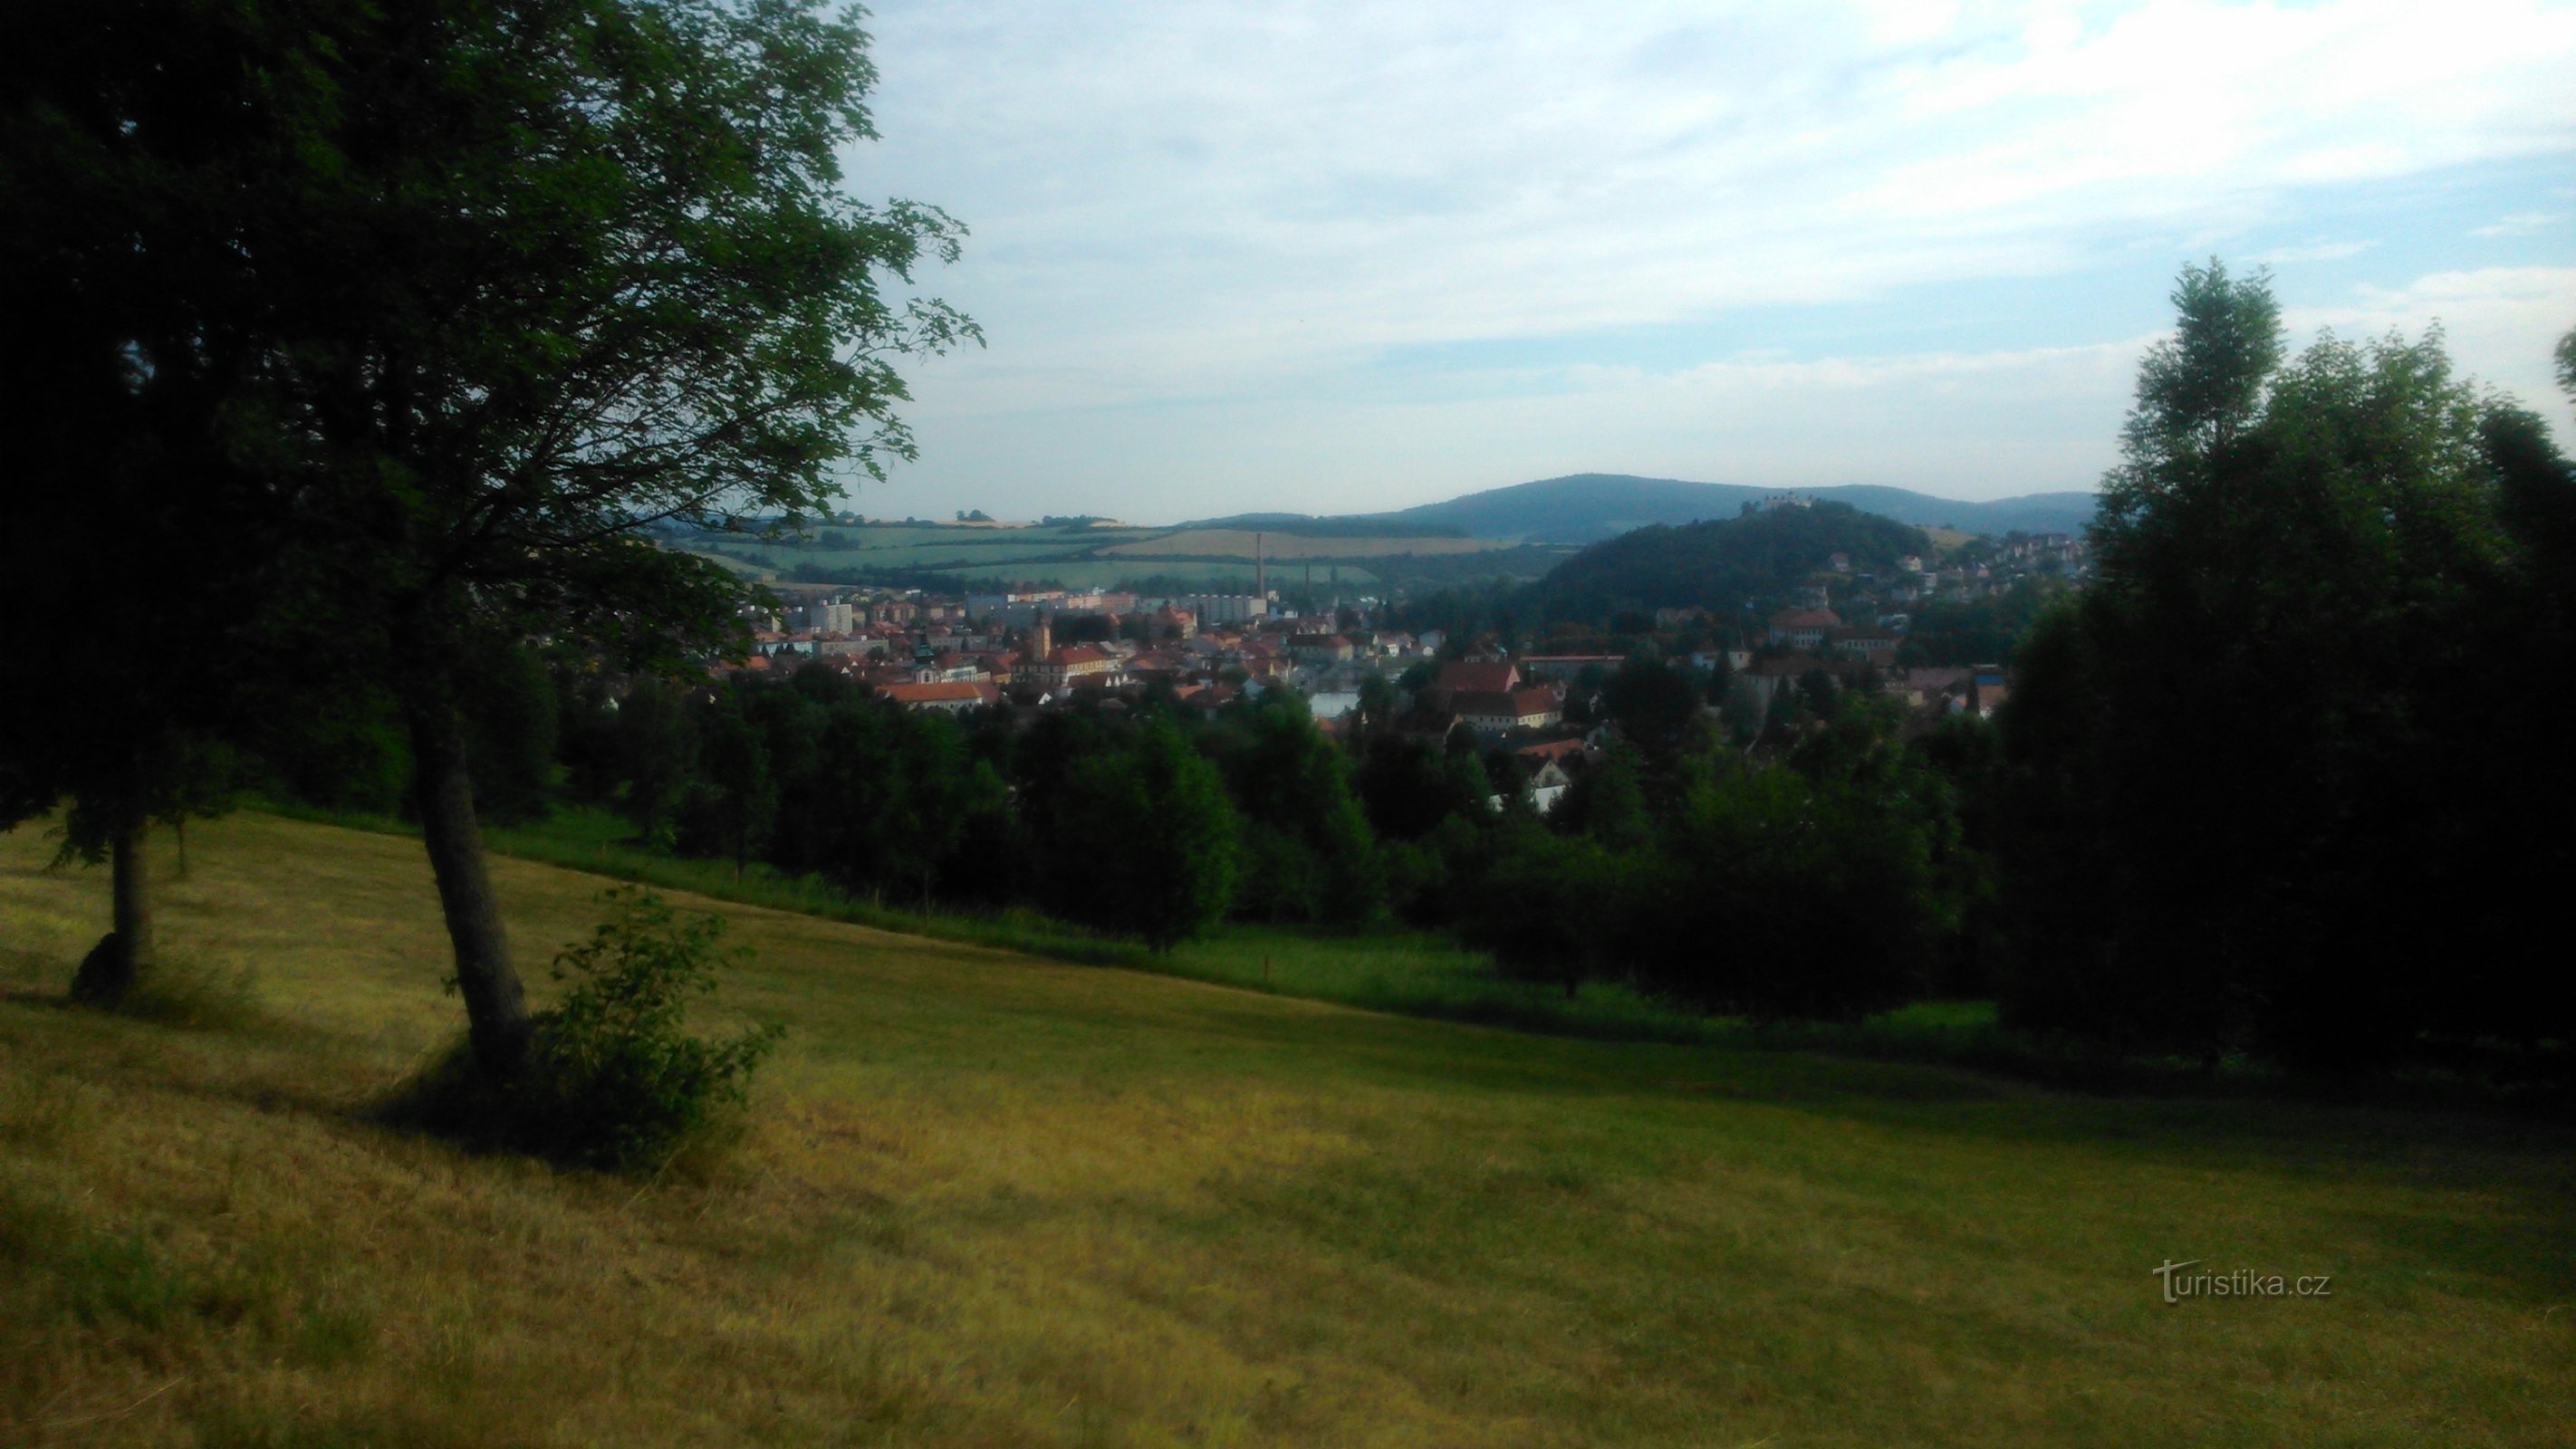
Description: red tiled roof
xmin=1437 ymin=661 xmax=1520 ymax=694
xmin=879 ymin=681 xmax=998 ymax=705
xmin=1770 ymin=608 xmax=1842 ymax=629
xmin=1452 ymin=687 xmax=1560 ymax=719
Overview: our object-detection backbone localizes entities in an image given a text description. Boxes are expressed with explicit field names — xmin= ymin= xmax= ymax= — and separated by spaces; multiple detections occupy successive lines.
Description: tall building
xmin=1178 ymin=593 xmax=1268 ymax=625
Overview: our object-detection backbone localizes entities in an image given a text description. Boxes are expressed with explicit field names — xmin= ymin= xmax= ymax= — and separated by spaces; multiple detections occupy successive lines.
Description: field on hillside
xmin=668 ymin=519 xmax=1537 ymax=590
xmin=1097 ymin=531 xmax=1504 ymax=561
xmin=5 ymin=815 xmax=2571 ymax=1447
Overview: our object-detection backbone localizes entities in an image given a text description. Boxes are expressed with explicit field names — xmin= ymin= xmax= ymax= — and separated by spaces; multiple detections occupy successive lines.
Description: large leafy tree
xmin=1041 ymin=724 xmax=1239 ymax=951
xmin=10 ymin=0 xmax=973 ymax=1073
xmin=2000 ymin=264 xmax=2574 ymax=1070
xmin=1207 ymin=696 xmax=1381 ymax=926
xmin=0 ymin=4 xmax=296 ymax=1005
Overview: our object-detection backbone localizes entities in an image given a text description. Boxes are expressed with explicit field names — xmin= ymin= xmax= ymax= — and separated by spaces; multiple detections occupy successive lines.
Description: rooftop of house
xmin=1451 ymin=687 xmax=1562 ymax=718
xmin=1513 ymin=738 xmax=1591 ymax=762
xmin=1769 ymin=608 xmax=1843 ymax=629
xmin=879 ymin=681 xmax=996 ymax=704
xmin=1437 ymin=661 xmax=1521 ymax=695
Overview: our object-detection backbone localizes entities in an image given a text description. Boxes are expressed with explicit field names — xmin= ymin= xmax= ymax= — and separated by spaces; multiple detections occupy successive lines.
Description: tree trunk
xmin=407 ymin=688 xmax=531 ymax=1079
xmin=70 ymin=812 xmax=155 ymax=1007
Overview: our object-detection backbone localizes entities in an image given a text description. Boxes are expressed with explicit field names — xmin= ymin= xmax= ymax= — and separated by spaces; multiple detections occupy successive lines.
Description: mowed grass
xmin=481 ymin=806 xmax=1725 ymax=1044
xmin=2 ymin=816 xmax=2570 ymax=1447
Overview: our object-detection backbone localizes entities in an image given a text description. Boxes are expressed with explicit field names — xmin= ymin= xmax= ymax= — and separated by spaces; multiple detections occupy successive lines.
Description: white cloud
xmin=2248 ymin=240 xmax=2377 ymax=264
xmin=846 ymin=1 xmax=2576 ymax=513
xmin=2285 ymin=265 xmax=2576 ymax=414
xmin=2473 ymin=211 xmax=2564 ymax=236
xmin=875 ymin=337 xmax=2152 ymax=521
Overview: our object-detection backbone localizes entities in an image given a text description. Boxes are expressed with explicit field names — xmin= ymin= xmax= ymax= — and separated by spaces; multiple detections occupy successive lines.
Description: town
xmin=711 ymin=514 xmax=2090 ymax=807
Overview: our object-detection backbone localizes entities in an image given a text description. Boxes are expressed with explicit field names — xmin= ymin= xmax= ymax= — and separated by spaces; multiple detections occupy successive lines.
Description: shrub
xmin=406 ymin=887 xmax=782 ymax=1171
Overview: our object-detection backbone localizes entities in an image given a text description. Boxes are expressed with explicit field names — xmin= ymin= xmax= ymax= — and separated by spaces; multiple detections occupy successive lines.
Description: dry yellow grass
xmin=3 ymin=813 xmax=2571 ymax=1446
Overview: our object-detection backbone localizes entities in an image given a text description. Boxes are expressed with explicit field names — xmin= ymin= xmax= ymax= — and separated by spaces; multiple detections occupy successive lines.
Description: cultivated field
xmin=1096 ymin=531 xmax=1505 ymax=561
xmin=670 ymin=519 xmax=1544 ymax=591
xmin=3 ymin=815 xmax=2569 ymax=1446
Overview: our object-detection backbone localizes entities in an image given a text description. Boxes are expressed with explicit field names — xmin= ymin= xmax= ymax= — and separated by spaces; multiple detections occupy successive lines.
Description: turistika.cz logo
xmin=2151 ymin=1260 xmax=2333 ymax=1305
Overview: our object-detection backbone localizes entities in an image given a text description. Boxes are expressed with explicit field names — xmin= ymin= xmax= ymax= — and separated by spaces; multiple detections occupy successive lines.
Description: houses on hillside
xmin=1767 ymin=607 xmax=1841 ymax=650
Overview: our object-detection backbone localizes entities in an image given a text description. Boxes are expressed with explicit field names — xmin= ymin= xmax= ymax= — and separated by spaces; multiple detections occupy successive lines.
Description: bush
xmin=405 ymin=887 xmax=782 ymax=1171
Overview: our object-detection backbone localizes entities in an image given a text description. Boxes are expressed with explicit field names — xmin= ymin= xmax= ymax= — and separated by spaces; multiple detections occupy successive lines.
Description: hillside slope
xmin=1523 ymin=501 xmax=1931 ymax=619
xmin=3 ymin=815 xmax=2569 ymax=1447
xmin=1204 ymin=475 xmax=2096 ymax=543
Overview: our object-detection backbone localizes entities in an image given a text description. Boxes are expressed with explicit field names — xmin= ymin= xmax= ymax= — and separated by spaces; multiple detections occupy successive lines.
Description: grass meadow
xmin=480 ymin=806 xmax=1726 ymax=1044
xmin=3 ymin=812 xmax=2571 ymax=1446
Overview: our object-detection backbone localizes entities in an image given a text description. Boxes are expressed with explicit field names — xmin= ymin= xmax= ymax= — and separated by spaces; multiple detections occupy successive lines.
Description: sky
xmin=841 ymin=0 xmax=2576 ymax=524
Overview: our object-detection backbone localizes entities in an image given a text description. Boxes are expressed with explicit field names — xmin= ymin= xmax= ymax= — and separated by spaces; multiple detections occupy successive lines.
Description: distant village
xmin=706 ymin=523 xmax=2089 ymax=811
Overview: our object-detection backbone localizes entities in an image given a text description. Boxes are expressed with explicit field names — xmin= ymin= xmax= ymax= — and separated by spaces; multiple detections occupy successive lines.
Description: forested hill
xmin=1521 ymin=502 xmax=1930 ymax=619
xmin=1217 ymin=474 xmax=2095 ymax=543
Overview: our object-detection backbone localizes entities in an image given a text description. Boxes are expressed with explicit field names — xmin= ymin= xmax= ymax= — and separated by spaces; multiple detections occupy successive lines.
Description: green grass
xmin=480 ymin=809 xmax=1720 ymax=1042
xmin=5 ymin=814 xmax=2571 ymax=1445
xmin=342 ymin=806 xmax=2559 ymax=1108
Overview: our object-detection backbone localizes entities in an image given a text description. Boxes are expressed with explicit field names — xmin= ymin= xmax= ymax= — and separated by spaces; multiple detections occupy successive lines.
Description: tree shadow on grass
xmin=1170 ymin=993 xmax=2576 ymax=1204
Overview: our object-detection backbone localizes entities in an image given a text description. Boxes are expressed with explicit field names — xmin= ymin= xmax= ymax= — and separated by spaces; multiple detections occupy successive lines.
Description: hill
xmin=4 ymin=814 xmax=2569 ymax=1445
xmin=1522 ymin=501 xmax=1931 ymax=620
xmin=1202 ymin=475 xmax=2096 ymax=544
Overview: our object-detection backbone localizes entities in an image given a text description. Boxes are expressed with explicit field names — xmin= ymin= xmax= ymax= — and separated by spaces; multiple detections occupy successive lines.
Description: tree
xmin=615 ymin=680 xmax=701 ymax=848
xmin=1041 ymin=724 xmax=1237 ymax=950
xmin=1353 ymin=674 xmax=1399 ymax=736
xmin=458 ymin=638 xmax=561 ymax=828
xmin=1209 ymin=696 xmax=1381 ymax=926
xmin=1452 ymin=824 xmax=1623 ymax=999
xmin=1356 ymin=739 xmax=1489 ymax=842
xmin=677 ymin=692 xmax=775 ymax=878
xmin=1634 ymin=757 xmax=1939 ymax=1022
xmin=1601 ymin=656 xmax=1702 ymax=754
xmin=117 ymin=0 xmax=974 ymax=1076
xmin=1998 ymin=268 xmax=2575 ymax=1070
xmin=1553 ymin=743 xmax=1653 ymax=851
xmin=0 ymin=4 xmax=297 ymax=1006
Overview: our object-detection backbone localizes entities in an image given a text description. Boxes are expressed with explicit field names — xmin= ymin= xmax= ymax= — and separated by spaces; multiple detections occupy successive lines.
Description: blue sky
xmin=843 ymin=1 xmax=2576 ymax=523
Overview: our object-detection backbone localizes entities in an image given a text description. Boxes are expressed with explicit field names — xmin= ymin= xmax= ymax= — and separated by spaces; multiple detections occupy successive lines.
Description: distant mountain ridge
xmin=1193 ymin=474 xmax=2095 ymax=543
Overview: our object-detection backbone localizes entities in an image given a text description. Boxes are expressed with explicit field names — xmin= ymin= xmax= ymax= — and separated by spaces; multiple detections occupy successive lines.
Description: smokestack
xmin=1255 ymin=532 xmax=1265 ymax=600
